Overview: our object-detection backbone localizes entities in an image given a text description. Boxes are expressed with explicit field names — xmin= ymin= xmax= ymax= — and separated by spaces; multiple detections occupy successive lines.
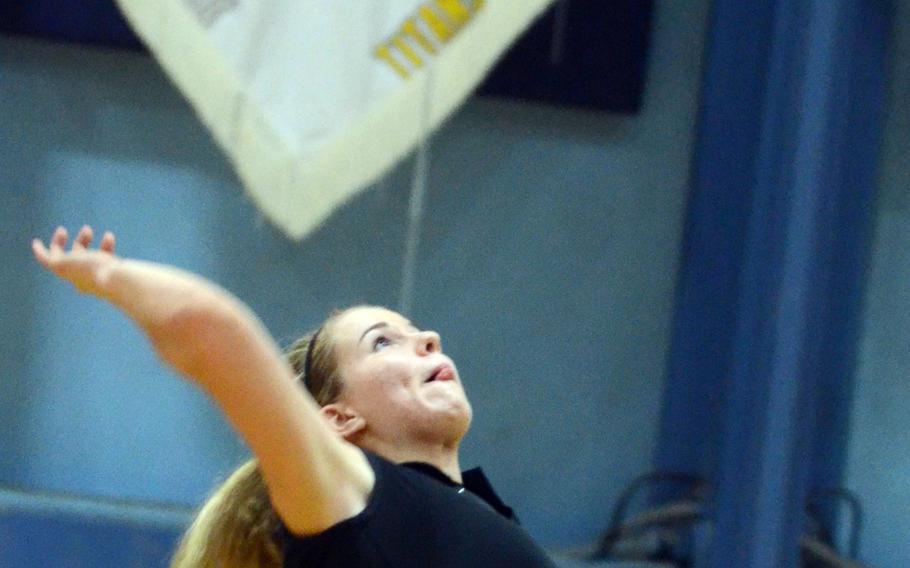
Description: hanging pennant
xmin=113 ymin=0 xmax=554 ymax=239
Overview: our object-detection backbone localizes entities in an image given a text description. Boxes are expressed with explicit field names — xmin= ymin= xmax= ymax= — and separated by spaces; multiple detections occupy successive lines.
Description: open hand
xmin=32 ymin=226 xmax=119 ymax=296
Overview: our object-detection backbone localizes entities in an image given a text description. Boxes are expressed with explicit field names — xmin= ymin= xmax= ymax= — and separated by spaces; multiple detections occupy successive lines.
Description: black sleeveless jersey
xmin=281 ymin=451 xmax=555 ymax=567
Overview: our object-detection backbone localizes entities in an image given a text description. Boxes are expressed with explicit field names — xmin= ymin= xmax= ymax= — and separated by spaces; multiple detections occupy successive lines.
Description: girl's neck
xmin=362 ymin=439 xmax=463 ymax=483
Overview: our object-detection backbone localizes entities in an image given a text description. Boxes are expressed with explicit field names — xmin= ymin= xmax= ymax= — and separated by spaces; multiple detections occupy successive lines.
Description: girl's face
xmin=328 ymin=306 xmax=472 ymax=446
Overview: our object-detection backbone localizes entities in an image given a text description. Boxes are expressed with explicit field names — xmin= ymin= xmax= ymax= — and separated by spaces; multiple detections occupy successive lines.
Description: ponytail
xmin=170 ymin=459 xmax=282 ymax=568
xmin=171 ymin=309 xmax=353 ymax=566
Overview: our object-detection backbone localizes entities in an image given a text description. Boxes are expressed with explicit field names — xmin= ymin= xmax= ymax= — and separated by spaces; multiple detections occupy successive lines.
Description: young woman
xmin=31 ymin=225 xmax=555 ymax=567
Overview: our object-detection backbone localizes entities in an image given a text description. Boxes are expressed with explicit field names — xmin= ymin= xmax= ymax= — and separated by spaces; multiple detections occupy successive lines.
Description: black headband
xmin=302 ymin=326 xmax=322 ymax=387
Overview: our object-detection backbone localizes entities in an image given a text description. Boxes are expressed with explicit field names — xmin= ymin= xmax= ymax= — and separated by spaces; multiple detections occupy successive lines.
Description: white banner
xmin=114 ymin=0 xmax=554 ymax=239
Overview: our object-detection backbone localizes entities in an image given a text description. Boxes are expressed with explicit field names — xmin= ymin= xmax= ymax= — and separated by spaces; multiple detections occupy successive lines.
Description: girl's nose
xmin=416 ymin=330 xmax=441 ymax=355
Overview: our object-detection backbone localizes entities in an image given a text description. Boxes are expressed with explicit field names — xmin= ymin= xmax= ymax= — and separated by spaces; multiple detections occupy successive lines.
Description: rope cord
xmin=398 ymin=66 xmax=435 ymax=316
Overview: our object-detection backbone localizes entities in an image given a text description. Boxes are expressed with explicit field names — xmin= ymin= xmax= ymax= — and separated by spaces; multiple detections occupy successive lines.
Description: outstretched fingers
xmin=32 ymin=225 xmax=118 ymax=269
xmin=32 ymin=226 xmax=67 ymax=268
xmin=99 ymin=231 xmax=116 ymax=254
xmin=50 ymin=226 xmax=68 ymax=253
xmin=74 ymin=225 xmax=93 ymax=251
xmin=31 ymin=225 xmax=120 ymax=295
xmin=31 ymin=237 xmax=51 ymax=268
xmin=70 ymin=225 xmax=116 ymax=254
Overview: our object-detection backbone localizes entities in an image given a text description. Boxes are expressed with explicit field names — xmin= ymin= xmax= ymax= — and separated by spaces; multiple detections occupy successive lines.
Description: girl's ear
xmin=320 ymin=403 xmax=366 ymax=440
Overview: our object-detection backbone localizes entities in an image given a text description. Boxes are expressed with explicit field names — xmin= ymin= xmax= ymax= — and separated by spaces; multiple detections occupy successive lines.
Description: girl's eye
xmin=373 ymin=335 xmax=392 ymax=351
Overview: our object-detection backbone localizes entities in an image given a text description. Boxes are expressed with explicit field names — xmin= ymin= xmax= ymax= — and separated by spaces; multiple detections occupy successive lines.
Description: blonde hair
xmin=171 ymin=311 xmax=349 ymax=568
xmin=170 ymin=460 xmax=281 ymax=568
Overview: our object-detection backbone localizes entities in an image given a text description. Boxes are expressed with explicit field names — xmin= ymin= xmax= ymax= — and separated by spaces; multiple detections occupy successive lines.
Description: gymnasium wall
xmin=0 ymin=0 xmax=708 ymax=564
xmin=845 ymin=1 xmax=910 ymax=565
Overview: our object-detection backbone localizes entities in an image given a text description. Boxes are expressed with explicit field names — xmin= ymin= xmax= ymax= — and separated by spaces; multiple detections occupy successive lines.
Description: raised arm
xmin=31 ymin=226 xmax=373 ymax=535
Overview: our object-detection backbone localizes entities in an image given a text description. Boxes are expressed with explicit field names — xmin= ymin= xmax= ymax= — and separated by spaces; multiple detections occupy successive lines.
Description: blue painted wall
xmin=657 ymin=1 xmax=890 ymax=566
xmin=846 ymin=1 xmax=910 ymax=566
xmin=0 ymin=0 xmax=709 ymax=563
xmin=0 ymin=489 xmax=187 ymax=568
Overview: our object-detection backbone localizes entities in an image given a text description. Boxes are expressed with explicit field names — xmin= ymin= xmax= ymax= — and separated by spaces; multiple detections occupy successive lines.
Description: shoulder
xmin=283 ymin=454 xmax=556 ymax=567
xmin=280 ymin=450 xmax=390 ymax=559
xmin=280 ymin=452 xmax=434 ymax=560
xmin=281 ymin=450 xmax=415 ymax=542
xmin=279 ymin=441 xmax=375 ymax=537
